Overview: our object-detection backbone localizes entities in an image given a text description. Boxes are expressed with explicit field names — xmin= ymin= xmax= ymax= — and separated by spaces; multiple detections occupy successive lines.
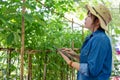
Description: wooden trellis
xmin=0 ymin=47 xmax=80 ymax=79
xmin=0 ymin=0 xmax=84 ymax=80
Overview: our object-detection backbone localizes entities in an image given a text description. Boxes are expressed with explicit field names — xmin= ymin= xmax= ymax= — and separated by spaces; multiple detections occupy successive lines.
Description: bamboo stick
xmin=43 ymin=53 xmax=47 ymax=80
xmin=28 ymin=54 xmax=32 ymax=80
xmin=7 ymin=50 xmax=11 ymax=79
xmin=20 ymin=0 xmax=26 ymax=80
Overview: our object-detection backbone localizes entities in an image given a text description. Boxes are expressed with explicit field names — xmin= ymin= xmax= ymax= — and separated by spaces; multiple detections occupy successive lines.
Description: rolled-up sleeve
xmin=79 ymin=63 xmax=89 ymax=76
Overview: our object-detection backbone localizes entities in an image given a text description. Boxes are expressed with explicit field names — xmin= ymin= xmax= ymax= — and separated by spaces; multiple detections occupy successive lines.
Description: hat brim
xmin=85 ymin=5 xmax=108 ymax=31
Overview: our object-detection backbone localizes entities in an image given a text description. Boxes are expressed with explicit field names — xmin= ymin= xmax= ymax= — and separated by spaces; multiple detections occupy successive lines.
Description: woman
xmin=58 ymin=4 xmax=112 ymax=80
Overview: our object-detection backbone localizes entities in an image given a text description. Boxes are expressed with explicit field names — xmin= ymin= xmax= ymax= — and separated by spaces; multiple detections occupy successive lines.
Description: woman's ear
xmin=96 ymin=19 xmax=100 ymax=26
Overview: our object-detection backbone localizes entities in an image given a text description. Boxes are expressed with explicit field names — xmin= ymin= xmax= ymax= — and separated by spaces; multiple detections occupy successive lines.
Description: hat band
xmin=92 ymin=7 xmax=107 ymax=25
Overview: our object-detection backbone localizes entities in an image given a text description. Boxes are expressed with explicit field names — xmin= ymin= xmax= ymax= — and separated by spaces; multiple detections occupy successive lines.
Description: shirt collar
xmin=91 ymin=28 xmax=105 ymax=36
xmin=85 ymin=28 xmax=105 ymax=40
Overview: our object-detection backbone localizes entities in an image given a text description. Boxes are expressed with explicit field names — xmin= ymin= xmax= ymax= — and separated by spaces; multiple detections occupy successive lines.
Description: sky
xmin=110 ymin=0 xmax=120 ymax=8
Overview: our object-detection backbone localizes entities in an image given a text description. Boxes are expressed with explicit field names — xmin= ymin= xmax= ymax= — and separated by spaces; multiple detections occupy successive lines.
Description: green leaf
xmin=115 ymin=28 xmax=120 ymax=34
xmin=79 ymin=14 xmax=84 ymax=20
xmin=24 ymin=2 xmax=36 ymax=10
xmin=7 ymin=33 xmax=14 ymax=45
xmin=14 ymin=33 xmax=20 ymax=44
xmin=10 ymin=64 xmax=16 ymax=72
xmin=24 ymin=14 xmax=34 ymax=23
xmin=0 ymin=14 xmax=7 ymax=24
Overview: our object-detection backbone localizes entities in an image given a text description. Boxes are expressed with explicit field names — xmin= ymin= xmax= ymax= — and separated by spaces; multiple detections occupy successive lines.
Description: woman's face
xmin=84 ymin=11 xmax=94 ymax=30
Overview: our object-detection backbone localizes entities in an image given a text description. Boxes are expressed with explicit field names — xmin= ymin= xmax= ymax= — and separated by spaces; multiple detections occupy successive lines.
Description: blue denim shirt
xmin=77 ymin=29 xmax=112 ymax=80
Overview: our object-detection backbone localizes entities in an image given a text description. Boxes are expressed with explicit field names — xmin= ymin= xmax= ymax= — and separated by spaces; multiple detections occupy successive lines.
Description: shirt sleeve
xmin=79 ymin=63 xmax=89 ymax=76
xmin=87 ymin=37 xmax=110 ymax=77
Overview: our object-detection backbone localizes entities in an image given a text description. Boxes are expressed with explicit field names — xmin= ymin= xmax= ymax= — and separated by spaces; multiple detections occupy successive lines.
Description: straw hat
xmin=85 ymin=4 xmax=112 ymax=31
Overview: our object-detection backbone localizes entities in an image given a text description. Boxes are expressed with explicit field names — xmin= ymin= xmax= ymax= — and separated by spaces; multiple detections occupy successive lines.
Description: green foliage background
xmin=0 ymin=0 xmax=120 ymax=79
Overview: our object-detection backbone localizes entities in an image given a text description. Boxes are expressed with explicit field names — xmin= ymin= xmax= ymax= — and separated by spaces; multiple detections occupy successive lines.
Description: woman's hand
xmin=58 ymin=50 xmax=71 ymax=64
xmin=58 ymin=51 xmax=80 ymax=70
xmin=60 ymin=48 xmax=76 ymax=55
xmin=59 ymin=48 xmax=80 ymax=62
xmin=58 ymin=49 xmax=80 ymax=71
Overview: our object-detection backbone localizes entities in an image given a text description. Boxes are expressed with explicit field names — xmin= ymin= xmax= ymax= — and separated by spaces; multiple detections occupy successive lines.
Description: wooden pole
xmin=66 ymin=65 xmax=69 ymax=80
xmin=72 ymin=18 xmax=74 ymax=32
xmin=28 ymin=54 xmax=32 ymax=80
xmin=71 ymin=18 xmax=75 ymax=80
xmin=43 ymin=53 xmax=47 ymax=80
xmin=60 ymin=62 xmax=64 ymax=80
xmin=20 ymin=0 xmax=26 ymax=80
xmin=7 ymin=50 xmax=11 ymax=79
xmin=82 ymin=25 xmax=84 ymax=42
xmin=71 ymin=41 xmax=75 ymax=80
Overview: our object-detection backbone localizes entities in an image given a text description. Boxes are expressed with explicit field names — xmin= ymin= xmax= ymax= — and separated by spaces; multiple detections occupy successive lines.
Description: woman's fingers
xmin=59 ymin=48 xmax=74 ymax=54
xmin=61 ymin=48 xmax=71 ymax=51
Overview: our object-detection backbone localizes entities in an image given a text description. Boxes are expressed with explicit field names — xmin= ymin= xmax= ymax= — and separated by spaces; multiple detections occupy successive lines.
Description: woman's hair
xmin=87 ymin=11 xmax=101 ymax=27
xmin=87 ymin=11 xmax=98 ymax=24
